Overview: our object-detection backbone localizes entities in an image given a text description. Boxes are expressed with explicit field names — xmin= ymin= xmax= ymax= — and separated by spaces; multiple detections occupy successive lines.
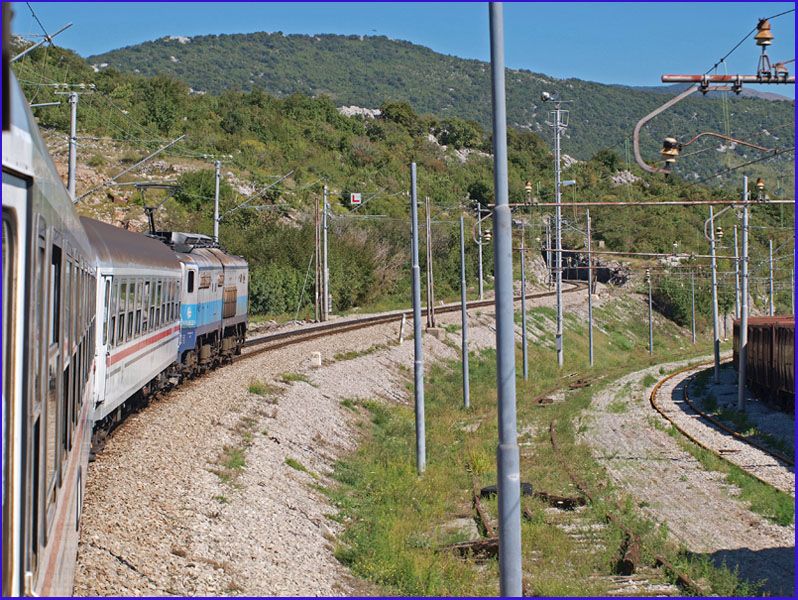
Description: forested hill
xmin=88 ymin=32 xmax=794 ymax=179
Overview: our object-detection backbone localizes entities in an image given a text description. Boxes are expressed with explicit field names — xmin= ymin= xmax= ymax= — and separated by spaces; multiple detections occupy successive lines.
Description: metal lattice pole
xmin=489 ymin=4 xmax=522 ymax=595
xmin=323 ymin=184 xmax=330 ymax=319
xmin=478 ymin=210 xmax=485 ymax=300
xmin=460 ymin=215 xmax=470 ymax=409
xmin=410 ymin=163 xmax=426 ymax=473
xmin=554 ymin=106 xmax=564 ymax=368
xmin=647 ymin=271 xmax=654 ymax=354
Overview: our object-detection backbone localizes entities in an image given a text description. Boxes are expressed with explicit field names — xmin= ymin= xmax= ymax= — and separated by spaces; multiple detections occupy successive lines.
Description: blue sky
xmin=12 ymin=2 xmax=796 ymax=97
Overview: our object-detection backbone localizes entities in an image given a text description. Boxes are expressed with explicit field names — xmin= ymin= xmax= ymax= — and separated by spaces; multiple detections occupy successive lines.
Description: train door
xmin=96 ymin=275 xmax=113 ymax=412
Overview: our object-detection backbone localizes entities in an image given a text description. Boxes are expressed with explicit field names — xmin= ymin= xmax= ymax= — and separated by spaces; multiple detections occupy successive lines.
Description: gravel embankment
xmin=74 ymin=286 xmax=589 ymax=596
xmin=653 ymin=362 xmax=794 ymax=496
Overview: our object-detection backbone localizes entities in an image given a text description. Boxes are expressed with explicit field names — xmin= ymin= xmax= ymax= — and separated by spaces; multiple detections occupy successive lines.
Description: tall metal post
xmin=488 ymin=5 xmax=522 ymax=595
xmin=460 ymin=215 xmax=470 ymax=409
xmin=425 ymin=196 xmax=436 ymax=328
xmin=768 ymin=239 xmax=774 ymax=316
xmin=647 ymin=272 xmax=654 ymax=354
xmin=791 ymin=270 xmax=795 ymax=315
xmin=690 ymin=271 xmax=696 ymax=344
xmin=733 ymin=226 xmax=741 ymax=319
xmin=553 ymin=105 xmax=564 ymax=368
xmin=213 ymin=160 xmax=221 ymax=243
xmin=478 ymin=210 xmax=485 ymax=300
xmin=709 ymin=206 xmax=720 ymax=383
xmin=586 ymin=209 xmax=594 ymax=366
xmin=545 ymin=217 xmax=552 ymax=289
xmin=738 ymin=176 xmax=749 ymax=411
xmin=323 ymin=184 xmax=330 ymax=319
xmin=410 ymin=162 xmax=426 ymax=473
xmin=67 ymin=91 xmax=78 ymax=201
xmin=520 ymin=227 xmax=528 ymax=380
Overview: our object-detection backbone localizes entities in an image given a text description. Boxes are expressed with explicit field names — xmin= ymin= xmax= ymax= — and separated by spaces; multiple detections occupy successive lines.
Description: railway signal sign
xmin=350 ymin=192 xmax=362 ymax=205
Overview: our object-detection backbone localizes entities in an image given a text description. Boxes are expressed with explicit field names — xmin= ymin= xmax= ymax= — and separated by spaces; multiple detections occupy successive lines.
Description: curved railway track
xmin=649 ymin=361 xmax=794 ymax=490
xmin=241 ymin=281 xmax=588 ymax=359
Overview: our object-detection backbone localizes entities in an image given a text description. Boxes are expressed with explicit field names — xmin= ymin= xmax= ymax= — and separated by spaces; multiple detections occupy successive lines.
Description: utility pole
xmin=520 ymin=226 xmax=528 ymax=380
xmin=323 ymin=184 xmax=330 ymax=319
xmin=691 ymin=271 xmax=696 ymax=344
xmin=646 ymin=269 xmax=653 ymax=354
xmin=410 ymin=162 xmax=425 ymax=474
xmin=460 ymin=215 xmax=470 ymax=409
xmin=213 ymin=160 xmax=221 ymax=244
xmin=708 ymin=206 xmax=720 ymax=383
xmin=733 ymin=226 xmax=741 ymax=319
xmin=489 ymin=4 xmax=522 ymax=595
xmin=314 ymin=192 xmax=321 ymax=322
xmin=543 ymin=93 xmax=569 ymax=368
xmin=768 ymin=239 xmax=774 ymax=316
xmin=738 ymin=176 xmax=750 ymax=411
xmin=586 ymin=209 xmax=594 ymax=366
xmin=67 ymin=91 xmax=78 ymax=200
xmin=425 ymin=196 xmax=436 ymax=328
xmin=545 ymin=217 xmax=552 ymax=289
xmin=477 ymin=207 xmax=485 ymax=300
xmin=792 ymin=270 xmax=795 ymax=315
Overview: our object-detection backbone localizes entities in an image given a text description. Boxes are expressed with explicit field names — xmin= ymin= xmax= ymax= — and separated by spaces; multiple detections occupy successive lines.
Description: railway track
xmin=649 ymin=361 xmax=794 ymax=491
xmin=242 ymin=281 xmax=587 ymax=358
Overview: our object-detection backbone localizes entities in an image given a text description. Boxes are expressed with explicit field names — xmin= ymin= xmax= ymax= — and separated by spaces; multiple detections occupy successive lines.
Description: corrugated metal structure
xmin=733 ymin=316 xmax=795 ymax=413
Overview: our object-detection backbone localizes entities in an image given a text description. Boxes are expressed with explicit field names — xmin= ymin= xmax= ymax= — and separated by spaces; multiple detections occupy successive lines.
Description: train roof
xmin=81 ymin=217 xmax=180 ymax=271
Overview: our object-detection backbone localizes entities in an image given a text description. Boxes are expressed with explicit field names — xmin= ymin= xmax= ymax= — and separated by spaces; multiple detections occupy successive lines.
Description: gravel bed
xmin=74 ymin=288 xmax=589 ymax=596
xmin=580 ymin=358 xmax=795 ymax=596
xmin=654 ymin=362 xmax=794 ymax=496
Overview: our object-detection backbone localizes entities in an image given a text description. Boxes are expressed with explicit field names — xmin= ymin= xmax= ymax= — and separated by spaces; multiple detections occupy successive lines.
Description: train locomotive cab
xmin=153 ymin=232 xmax=248 ymax=377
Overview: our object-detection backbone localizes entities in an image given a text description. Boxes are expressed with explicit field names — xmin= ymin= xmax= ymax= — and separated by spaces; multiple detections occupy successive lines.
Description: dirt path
xmin=580 ymin=359 xmax=795 ymax=596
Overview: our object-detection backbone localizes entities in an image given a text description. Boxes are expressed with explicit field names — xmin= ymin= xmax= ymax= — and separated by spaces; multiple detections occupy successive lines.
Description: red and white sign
xmin=350 ymin=192 xmax=362 ymax=205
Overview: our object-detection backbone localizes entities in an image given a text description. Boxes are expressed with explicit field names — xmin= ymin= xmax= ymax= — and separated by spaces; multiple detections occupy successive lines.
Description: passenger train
xmin=2 ymin=69 xmax=249 ymax=595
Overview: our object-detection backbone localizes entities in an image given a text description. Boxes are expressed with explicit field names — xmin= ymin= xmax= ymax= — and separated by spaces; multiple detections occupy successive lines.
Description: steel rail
xmin=649 ymin=361 xmax=794 ymax=491
xmin=242 ymin=281 xmax=588 ymax=356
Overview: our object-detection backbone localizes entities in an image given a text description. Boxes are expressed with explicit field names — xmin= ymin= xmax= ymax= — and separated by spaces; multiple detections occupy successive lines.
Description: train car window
xmin=187 ymin=271 xmax=195 ymax=293
xmin=45 ymin=238 xmax=62 ymax=531
xmin=142 ymin=281 xmax=150 ymax=332
xmin=109 ymin=279 xmax=117 ymax=347
xmin=62 ymin=366 xmax=71 ymax=455
xmin=118 ymin=281 xmax=127 ymax=345
xmin=64 ymin=259 xmax=71 ymax=354
xmin=126 ymin=279 xmax=135 ymax=340
xmin=134 ymin=280 xmax=142 ymax=337
xmin=71 ymin=350 xmax=78 ymax=427
xmin=155 ymin=280 xmax=162 ymax=327
xmin=49 ymin=244 xmax=62 ymax=345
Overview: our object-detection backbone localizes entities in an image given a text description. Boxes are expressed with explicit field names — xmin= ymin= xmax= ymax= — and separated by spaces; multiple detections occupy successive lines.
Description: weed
xmin=606 ymin=399 xmax=628 ymax=413
xmin=285 ymin=457 xmax=309 ymax=473
xmin=340 ymin=398 xmax=358 ymax=412
xmin=280 ymin=371 xmax=311 ymax=385
xmin=213 ymin=494 xmax=229 ymax=504
xmin=642 ymin=373 xmax=658 ymax=387
xmin=249 ymin=379 xmax=281 ymax=396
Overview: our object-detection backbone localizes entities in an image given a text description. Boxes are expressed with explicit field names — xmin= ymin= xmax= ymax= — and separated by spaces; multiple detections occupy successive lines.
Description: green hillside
xmin=88 ymin=32 xmax=794 ymax=187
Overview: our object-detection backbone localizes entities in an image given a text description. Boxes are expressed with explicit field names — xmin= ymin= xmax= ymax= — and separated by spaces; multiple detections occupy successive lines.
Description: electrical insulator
xmin=755 ymin=19 xmax=774 ymax=46
xmin=716 ymin=226 xmax=723 ymax=240
xmin=645 ymin=268 xmax=651 ymax=283
xmin=484 ymin=229 xmax=492 ymax=242
xmin=524 ymin=180 xmax=533 ymax=196
xmin=661 ymin=137 xmax=680 ymax=165
xmin=756 ymin=177 xmax=765 ymax=191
